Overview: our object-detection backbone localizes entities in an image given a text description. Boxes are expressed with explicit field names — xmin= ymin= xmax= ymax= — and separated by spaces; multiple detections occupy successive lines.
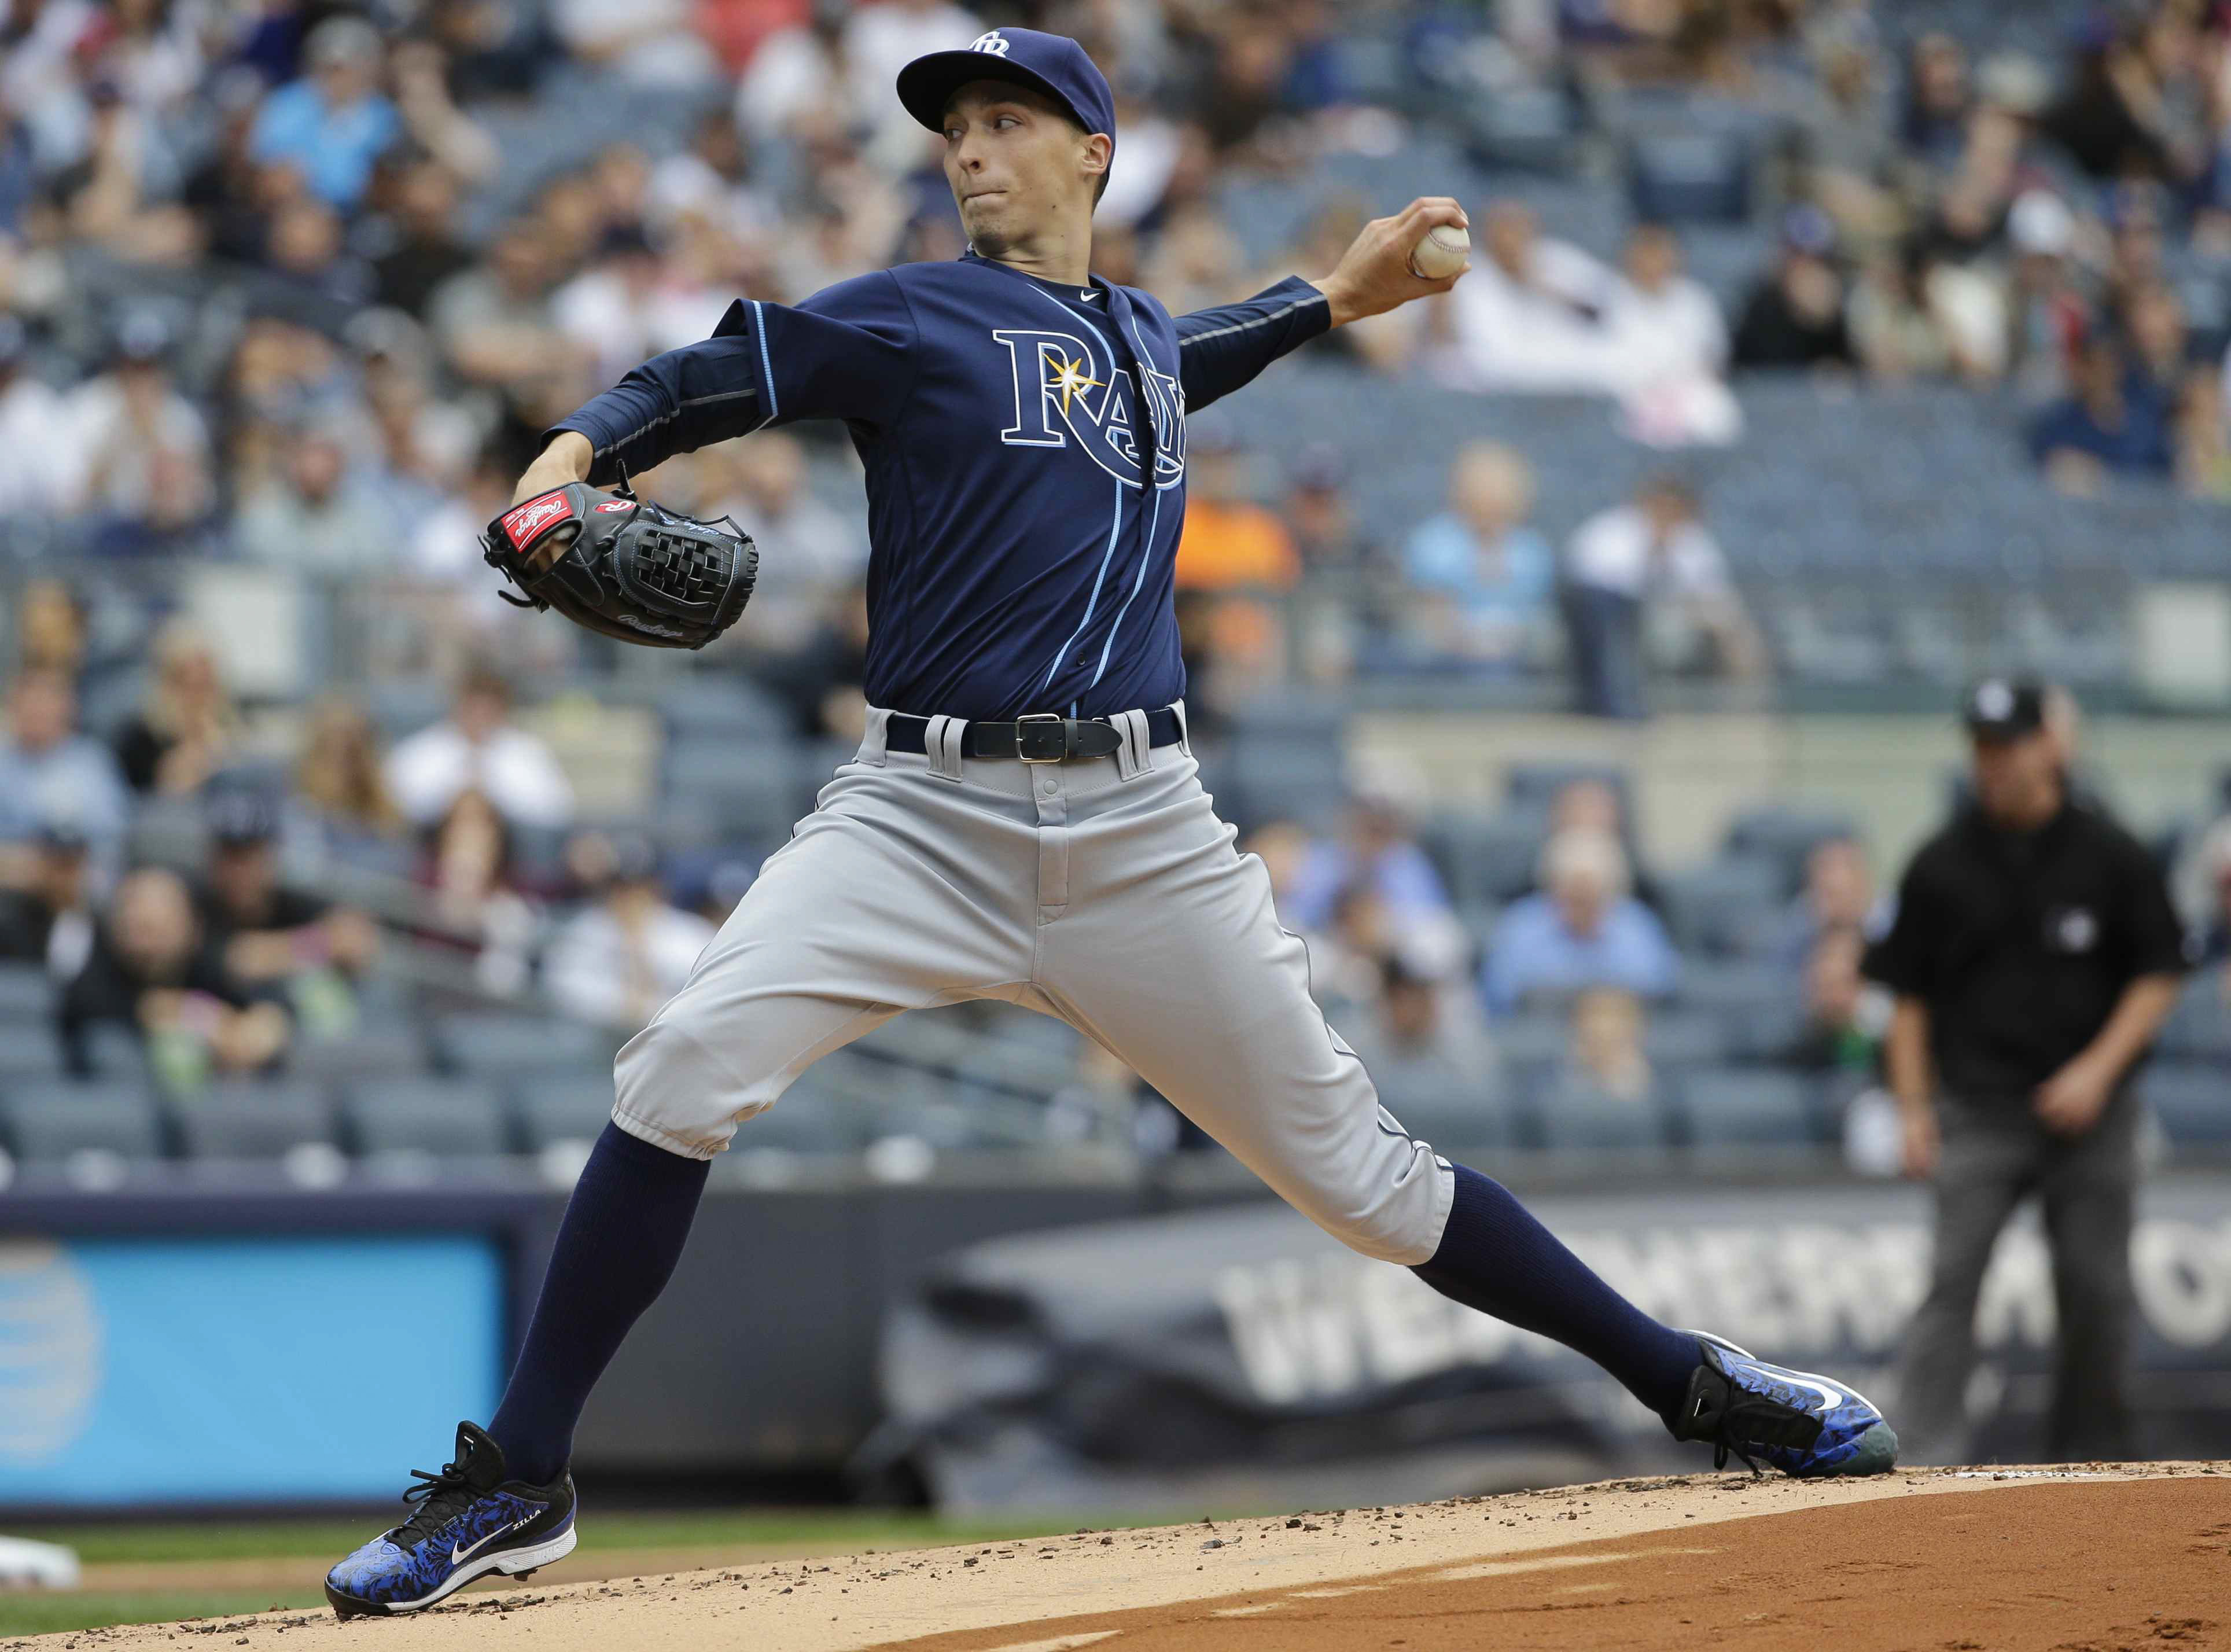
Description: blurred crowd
xmin=1 ymin=2 xmax=2228 ymax=729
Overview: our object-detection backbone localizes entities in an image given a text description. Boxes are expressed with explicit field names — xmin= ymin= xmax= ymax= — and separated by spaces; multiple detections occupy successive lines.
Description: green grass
xmin=12 ymin=1508 xmax=1112 ymax=1566
xmin=0 ymin=1588 xmax=328 ymax=1638
xmin=0 ymin=1508 xmax=1158 ymax=1639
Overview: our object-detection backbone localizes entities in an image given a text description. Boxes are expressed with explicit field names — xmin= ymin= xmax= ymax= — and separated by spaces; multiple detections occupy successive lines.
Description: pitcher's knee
xmin=612 ymin=1015 xmax=775 ymax=1160
xmin=1282 ymin=1145 xmax=1453 ymax=1267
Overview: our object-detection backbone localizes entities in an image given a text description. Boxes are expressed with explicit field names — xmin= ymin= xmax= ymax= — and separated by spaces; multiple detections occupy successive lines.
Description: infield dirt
xmin=11 ymin=1463 xmax=2226 ymax=1651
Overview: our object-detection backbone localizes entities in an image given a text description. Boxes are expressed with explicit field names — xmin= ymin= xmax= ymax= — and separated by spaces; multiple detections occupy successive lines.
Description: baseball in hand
xmin=1407 ymin=223 xmax=1469 ymax=281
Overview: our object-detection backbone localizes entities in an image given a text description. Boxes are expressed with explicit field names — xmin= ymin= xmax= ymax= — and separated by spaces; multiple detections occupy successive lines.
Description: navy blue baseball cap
xmin=896 ymin=27 xmax=1116 ymax=160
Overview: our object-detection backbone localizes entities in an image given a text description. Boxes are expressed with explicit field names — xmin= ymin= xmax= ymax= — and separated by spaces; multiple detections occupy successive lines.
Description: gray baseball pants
xmin=1896 ymin=1090 xmax=2140 ymax=1464
xmin=611 ymin=705 xmax=1456 ymax=1265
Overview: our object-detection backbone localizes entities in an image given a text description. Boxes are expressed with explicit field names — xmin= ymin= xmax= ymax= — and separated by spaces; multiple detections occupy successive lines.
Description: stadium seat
xmin=656 ymin=676 xmax=792 ymax=744
xmin=1674 ymin=961 xmax=1806 ymax=1060
xmin=0 ymin=1079 xmax=164 ymax=1164
xmin=1656 ymin=859 xmax=1783 ymax=956
xmin=432 ymin=1013 xmax=607 ymax=1078
xmin=341 ymin=1078 xmax=509 ymax=1158
xmin=1375 ymin=1072 xmax=1509 ymax=1155
xmin=0 ymin=962 xmax=51 ymax=1020
xmin=1721 ymin=806 xmax=1859 ymax=897
xmin=170 ymin=1080 xmax=336 ymax=1160
xmin=2158 ymin=982 xmax=2231 ymax=1065
xmin=80 ymin=1023 xmax=152 ymax=1080
xmin=1676 ymin=1069 xmax=1820 ymax=1151
xmin=1420 ymin=811 xmax=1548 ymax=910
xmin=2138 ymin=1063 xmax=2231 ymax=1150
xmin=0 ymin=1026 xmax=72 ymax=1081
xmin=1530 ymin=1075 xmax=1672 ymax=1154
xmin=511 ymin=1076 xmax=617 ymax=1152
xmin=1640 ymin=1011 xmax=1728 ymax=1071
xmin=1503 ymin=761 xmax=1630 ymax=817
xmin=290 ymin=1026 xmax=432 ymax=1081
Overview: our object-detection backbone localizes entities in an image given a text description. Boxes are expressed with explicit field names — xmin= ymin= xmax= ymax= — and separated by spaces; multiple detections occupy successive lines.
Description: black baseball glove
xmin=481 ymin=481 xmax=759 ymax=650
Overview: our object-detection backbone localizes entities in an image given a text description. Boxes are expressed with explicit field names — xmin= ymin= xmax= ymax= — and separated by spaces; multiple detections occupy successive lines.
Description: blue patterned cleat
xmin=1669 ymin=1332 xmax=1898 ymax=1478
xmin=325 ymin=1422 xmax=576 ymax=1617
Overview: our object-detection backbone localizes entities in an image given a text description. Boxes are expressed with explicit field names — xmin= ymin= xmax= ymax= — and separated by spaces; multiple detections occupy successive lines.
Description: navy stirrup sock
xmin=489 ymin=1121 xmax=710 ymax=1484
xmin=1412 ymin=1163 xmax=1700 ymax=1422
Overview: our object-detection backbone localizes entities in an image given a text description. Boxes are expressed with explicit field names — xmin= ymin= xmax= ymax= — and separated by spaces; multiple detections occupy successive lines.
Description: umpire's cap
xmin=897 ymin=27 xmax=1116 ymax=157
xmin=1963 ymin=677 xmax=2048 ymax=744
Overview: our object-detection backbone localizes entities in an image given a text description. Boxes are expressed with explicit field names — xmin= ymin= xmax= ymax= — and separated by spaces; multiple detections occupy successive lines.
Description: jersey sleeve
xmin=1173 ymin=277 xmax=1332 ymax=412
xmin=546 ymin=271 xmax=919 ymax=484
xmin=2111 ymin=831 xmax=2192 ymax=980
xmin=1861 ymin=857 xmax=1940 ymax=999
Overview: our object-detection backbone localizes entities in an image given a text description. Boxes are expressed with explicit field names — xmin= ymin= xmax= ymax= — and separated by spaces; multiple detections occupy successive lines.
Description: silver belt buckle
xmin=1014 ymin=712 xmax=1069 ymax=763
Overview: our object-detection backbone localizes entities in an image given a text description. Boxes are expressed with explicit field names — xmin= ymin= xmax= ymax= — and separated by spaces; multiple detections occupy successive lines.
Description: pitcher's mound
xmin=24 ymin=1463 xmax=2227 ymax=1651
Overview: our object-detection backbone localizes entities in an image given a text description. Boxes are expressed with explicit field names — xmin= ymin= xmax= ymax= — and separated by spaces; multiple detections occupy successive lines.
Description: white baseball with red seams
xmin=1408 ymin=223 xmax=1470 ymax=281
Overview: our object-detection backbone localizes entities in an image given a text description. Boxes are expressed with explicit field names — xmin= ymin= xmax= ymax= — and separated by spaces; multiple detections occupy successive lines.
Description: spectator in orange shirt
xmin=1174 ymin=418 xmax=1300 ymax=592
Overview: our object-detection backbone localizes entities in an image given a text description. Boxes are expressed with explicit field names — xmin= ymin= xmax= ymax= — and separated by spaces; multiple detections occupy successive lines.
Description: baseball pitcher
xmin=326 ymin=28 xmax=1894 ymax=1617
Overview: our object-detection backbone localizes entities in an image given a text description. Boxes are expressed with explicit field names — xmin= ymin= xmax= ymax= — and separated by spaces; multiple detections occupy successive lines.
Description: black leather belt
xmin=885 ymin=707 xmax=1184 ymax=763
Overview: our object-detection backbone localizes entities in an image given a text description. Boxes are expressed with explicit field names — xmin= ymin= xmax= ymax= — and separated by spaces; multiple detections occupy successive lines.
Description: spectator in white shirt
xmin=1563 ymin=474 xmax=1766 ymax=718
xmin=1604 ymin=223 xmax=1729 ymax=391
xmin=0 ymin=317 xmax=85 ymax=514
xmin=64 ymin=312 xmax=209 ymax=520
xmin=385 ymin=667 xmax=574 ymax=831
xmin=1436 ymin=200 xmax=1619 ymax=394
xmin=546 ymin=831 xmax=716 ymax=1035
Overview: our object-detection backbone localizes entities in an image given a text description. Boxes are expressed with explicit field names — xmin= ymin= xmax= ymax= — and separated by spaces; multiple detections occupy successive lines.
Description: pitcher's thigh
xmin=613 ymin=810 xmax=1019 ymax=1158
xmin=1047 ymin=845 xmax=1452 ymax=1264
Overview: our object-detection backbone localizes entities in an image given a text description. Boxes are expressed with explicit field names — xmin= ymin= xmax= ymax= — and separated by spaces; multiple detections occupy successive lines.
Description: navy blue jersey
xmin=550 ymin=251 xmax=1328 ymax=718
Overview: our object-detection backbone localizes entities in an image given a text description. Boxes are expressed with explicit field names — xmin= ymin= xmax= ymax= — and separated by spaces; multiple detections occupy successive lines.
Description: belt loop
xmin=1111 ymin=708 xmax=1151 ymax=778
xmin=923 ymin=714 xmax=966 ymax=781
xmin=858 ymin=705 xmax=892 ymax=767
xmin=1170 ymin=698 xmax=1192 ymax=756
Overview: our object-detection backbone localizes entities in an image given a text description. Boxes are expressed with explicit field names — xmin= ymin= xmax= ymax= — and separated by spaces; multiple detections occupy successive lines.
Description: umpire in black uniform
xmin=1865 ymin=679 xmax=2185 ymax=1463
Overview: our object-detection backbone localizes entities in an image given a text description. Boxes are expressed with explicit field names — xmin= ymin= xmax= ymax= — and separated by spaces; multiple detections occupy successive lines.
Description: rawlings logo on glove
xmin=481 ymin=481 xmax=759 ymax=652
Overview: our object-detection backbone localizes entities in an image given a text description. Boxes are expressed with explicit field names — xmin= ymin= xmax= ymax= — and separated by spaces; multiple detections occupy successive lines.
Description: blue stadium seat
xmin=1656 ymin=859 xmax=1783 ymax=956
xmin=1376 ymin=1072 xmax=1509 ymax=1154
xmin=170 ymin=1080 xmax=336 ymax=1160
xmin=1641 ymin=1011 xmax=1728 ymax=1071
xmin=341 ymin=1078 xmax=509 ymax=1158
xmin=2158 ymin=982 xmax=2231 ymax=1065
xmin=657 ymin=676 xmax=792 ymax=744
xmin=1721 ymin=805 xmax=1859 ymax=897
xmin=0 ymin=962 xmax=51 ymax=1020
xmin=1420 ymin=811 xmax=1547 ymax=910
xmin=510 ymin=1076 xmax=616 ymax=1153
xmin=0 ymin=1026 xmax=72 ymax=1081
xmin=2139 ymin=1063 xmax=2230 ymax=1149
xmin=1530 ymin=1075 xmax=1672 ymax=1154
xmin=1676 ymin=1068 xmax=1820 ymax=1151
xmin=0 ymin=1078 xmax=164 ymax=1164
xmin=1503 ymin=761 xmax=1631 ymax=816
xmin=291 ymin=1026 xmax=432 ymax=1081
xmin=1675 ymin=961 xmax=1806 ymax=1059
xmin=432 ymin=1013 xmax=607 ymax=1078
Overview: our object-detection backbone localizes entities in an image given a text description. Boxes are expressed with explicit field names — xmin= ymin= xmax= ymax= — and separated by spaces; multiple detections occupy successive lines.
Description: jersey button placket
xmin=1033 ymin=764 xmax=1069 ymax=925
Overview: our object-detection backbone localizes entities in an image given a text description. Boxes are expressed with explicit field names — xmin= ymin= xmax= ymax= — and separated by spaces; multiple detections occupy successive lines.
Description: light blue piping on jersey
xmin=1024 ymin=284 xmax=1130 ymax=701
xmin=1040 ymin=476 xmax=1124 ymax=697
xmin=751 ymin=299 xmax=778 ymax=426
xmin=1090 ymin=308 xmax=1173 ymax=689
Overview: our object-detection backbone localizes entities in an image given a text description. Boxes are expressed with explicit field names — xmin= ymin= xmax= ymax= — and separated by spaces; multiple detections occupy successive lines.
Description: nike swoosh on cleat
xmin=451 ymin=1519 xmax=527 ymax=1568
xmin=1775 ymin=1375 xmax=1849 ymax=1411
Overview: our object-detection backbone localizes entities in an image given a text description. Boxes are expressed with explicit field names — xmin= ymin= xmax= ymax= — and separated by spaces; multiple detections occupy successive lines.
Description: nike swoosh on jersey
xmin=451 ymin=1518 xmax=526 ymax=1568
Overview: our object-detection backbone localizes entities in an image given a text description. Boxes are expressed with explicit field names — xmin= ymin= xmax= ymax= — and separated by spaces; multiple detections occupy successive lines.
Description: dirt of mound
xmin=10 ymin=1463 xmax=2221 ymax=1652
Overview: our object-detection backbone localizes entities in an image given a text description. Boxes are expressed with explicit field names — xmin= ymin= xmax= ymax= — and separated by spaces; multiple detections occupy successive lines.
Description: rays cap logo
xmin=896 ymin=27 xmax=1117 ymax=171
